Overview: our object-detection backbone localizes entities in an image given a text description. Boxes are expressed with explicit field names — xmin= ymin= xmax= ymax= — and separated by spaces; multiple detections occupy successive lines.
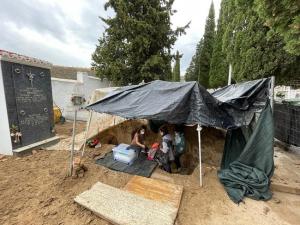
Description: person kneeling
xmin=157 ymin=126 xmax=174 ymax=173
xmin=129 ymin=125 xmax=148 ymax=153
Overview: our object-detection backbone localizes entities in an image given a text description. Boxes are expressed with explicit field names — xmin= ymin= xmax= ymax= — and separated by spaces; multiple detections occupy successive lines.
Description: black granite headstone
xmin=1 ymin=60 xmax=54 ymax=149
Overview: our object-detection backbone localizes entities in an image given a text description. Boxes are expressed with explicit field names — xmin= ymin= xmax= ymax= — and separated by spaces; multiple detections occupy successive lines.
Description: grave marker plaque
xmin=0 ymin=50 xmax=55 ymax=155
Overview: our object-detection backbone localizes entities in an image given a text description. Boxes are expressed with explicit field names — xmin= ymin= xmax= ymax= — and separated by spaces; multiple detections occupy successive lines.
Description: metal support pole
xmin=197 ymin=124 xmax=203 ymax=187
xmin=228 ymin=64 xmax=232 ymax=86
xmin=81 ymin=111 xmax=93 ymax=157
xmin=69 ymin=110 xmax=77 ymax=176
xmin=270 ymin=76 xmax=275 ymax=111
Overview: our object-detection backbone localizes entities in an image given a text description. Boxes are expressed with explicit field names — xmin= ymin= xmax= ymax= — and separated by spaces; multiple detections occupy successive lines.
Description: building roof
xmin=51 ymin=65 xmax=96 ymax=80
xmin=0 ymin=50 xmax=96 ymax=79
xmin=0 ymin=49 xmax=52 ymax=69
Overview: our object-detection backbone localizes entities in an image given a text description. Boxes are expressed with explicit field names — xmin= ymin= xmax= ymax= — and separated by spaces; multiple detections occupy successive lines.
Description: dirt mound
xmin=0 ymin=145 xmax=131 ymax=225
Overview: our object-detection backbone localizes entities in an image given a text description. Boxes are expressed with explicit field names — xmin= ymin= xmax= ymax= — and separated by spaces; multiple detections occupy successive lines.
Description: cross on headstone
xmin=26 ymin=70 xmax=35 ymax=87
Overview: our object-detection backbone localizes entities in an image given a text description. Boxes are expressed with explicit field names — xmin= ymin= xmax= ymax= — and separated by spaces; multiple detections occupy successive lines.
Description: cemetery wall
xmin=51 ymin=72 xmax=110 ymax=121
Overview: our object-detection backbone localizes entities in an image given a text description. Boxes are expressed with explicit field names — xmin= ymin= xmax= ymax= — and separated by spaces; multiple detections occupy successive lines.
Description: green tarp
xmin=218 ymin=103 xmax=274 ymax=204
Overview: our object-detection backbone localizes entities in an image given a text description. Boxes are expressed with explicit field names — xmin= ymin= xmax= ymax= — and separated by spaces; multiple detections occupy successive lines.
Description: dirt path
xmin=0 ymin=145 xmax=299 ymax=225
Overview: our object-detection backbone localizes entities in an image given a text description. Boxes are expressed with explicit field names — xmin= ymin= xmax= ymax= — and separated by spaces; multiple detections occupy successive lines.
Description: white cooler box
xmin=112 ymin=144 xmax=138 ymax=165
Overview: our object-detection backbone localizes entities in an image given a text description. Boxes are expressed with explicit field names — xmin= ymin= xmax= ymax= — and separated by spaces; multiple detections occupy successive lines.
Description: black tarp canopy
xmin=87 ymin=78 xmax=271 ymax=129
xmin=86 ymin=77 xmax=274 ymax=203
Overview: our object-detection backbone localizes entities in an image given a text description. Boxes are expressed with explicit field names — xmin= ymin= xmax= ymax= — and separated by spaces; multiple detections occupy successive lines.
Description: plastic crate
xmin=112 ymin=144 xmax=138 ymax=165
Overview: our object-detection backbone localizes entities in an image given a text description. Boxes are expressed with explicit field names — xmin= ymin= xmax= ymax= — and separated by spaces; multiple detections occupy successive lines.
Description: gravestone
xmin=0 ymin=50 xmax=57 ymax=155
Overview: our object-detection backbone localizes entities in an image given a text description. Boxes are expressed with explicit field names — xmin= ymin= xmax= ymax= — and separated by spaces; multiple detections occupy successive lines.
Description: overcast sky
xmin=0 ymin=0 xmax=221 ymax=74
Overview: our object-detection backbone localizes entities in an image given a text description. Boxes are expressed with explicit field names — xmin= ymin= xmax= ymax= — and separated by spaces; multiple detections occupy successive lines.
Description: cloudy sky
xmin=0 ymin=0 xmax=221 ymax=74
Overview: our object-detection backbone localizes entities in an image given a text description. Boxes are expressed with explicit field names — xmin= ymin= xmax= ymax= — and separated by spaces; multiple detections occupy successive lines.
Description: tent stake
xmin=81 ymin=110 xmax=93 ymax=157
xmin=197 ymin=124 xmax=203 ymax=187
xmin=69 ymin=109 xmax=77 ymax=176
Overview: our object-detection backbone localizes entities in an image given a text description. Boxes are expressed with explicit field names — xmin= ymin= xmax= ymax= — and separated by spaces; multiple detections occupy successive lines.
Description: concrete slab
xmin=74 ymin=182 xmax=178 ymax=225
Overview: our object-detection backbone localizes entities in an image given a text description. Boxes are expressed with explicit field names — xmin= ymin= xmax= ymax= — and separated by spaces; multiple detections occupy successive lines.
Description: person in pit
xmin=129 ymin=125 xmax=148 ymax=153
xmin=157 ymin=125 xmax=174 ymax=173
xmin=173 ymin=125 xmax=186 ymax=172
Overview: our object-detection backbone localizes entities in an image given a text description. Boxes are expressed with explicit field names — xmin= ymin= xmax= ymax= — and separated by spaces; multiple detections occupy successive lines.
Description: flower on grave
xmin=10 ymin=125 xmax=22 ymax=144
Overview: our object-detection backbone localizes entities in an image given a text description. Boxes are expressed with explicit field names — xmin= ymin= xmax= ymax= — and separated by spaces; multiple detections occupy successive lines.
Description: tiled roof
xmin=51 ymin=65 xmax=96 ymax=80
xmin=0 ymin=49 xmax=52 ymax=68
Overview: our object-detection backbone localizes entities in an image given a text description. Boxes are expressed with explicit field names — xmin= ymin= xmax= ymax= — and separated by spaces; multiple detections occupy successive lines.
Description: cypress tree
xmin=254 ymin=0 xmax=300 ymax=56
xmin=185 ymin=54 xmax=196 ymax=81
xmin=194 ymin=39 xmax=204 ymax=82
xmin=222 ymin=0 xmax=299 ymax=85
xmin=185 ymin=38 xmax=204 ymax=81
xmin=166 ymin=60 xmax=173 ymax=81
xmin=198 ymin=2 xmax=215 ymax=88
xmin=209 ymin=0 xmax=228 ymax=88
xmin=92 ymin=0 xmax=188 ymax=85
xmin=172 ymin=51 xmax=181 ymax=81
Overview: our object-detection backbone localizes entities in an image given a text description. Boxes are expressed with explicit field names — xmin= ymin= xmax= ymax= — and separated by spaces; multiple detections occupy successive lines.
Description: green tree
xmin=254 ymin=0 xmax=300 ymax=56
xmin=198 ymin=2 xmax=216 ymax=88
xmin=185 ymin=55 xmax=195 ymax=81
xmin=92 ymin=0 xmax=188 ymax=85
xmin=172 ymin=50 xmax=181 ymax=81
xmin=185 ymin=38 xmax=203 ymax=81
xmin=222 ymin=0 xmax=299 ymax=85
xmin=209 ymin=0 xmax=228 ymax=88
xmin=166 ymin=59 xmax=173 ymax=81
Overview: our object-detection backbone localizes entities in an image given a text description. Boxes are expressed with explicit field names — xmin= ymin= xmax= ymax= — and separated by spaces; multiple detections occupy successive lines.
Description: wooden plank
xmin=151 ymin=170 xmax=176 ymax=184
xmin=124 ymin=176 xmax=183 ymax=209
xmin=74 ymin=182 xmax=178 ymax=225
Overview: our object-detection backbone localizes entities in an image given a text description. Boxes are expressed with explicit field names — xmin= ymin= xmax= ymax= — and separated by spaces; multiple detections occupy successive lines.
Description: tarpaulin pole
xmin=197 ymin=124 xmax=203 ymax=187
xmin=228 ymin=64 xmax=232 ymax=85
xmin=270 ymin=76 xmax=275 ymax=111
xmin=69 ymin=109 xmax=77 ymax=176
xmin=81 ymin=110 xmax=93 ymax=157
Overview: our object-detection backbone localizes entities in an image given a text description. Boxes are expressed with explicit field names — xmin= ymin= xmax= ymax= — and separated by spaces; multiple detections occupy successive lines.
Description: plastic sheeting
xmin=87 ymin=78 xmax=271 ymax=129
xmin=218 ymin=103 xmax=274 ymax=203
xmin=96 ymin=152 xmax=157 ymax=177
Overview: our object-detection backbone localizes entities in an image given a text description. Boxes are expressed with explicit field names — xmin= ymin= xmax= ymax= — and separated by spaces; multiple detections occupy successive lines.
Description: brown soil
xmin=0 ymin=121 xmax=299 ymax=225
xmin=54 ymin=121 xmax=87 ymax=139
